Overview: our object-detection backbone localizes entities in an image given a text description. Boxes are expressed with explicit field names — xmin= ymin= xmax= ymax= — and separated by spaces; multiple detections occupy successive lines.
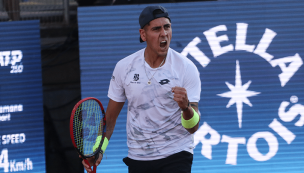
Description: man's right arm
xmin=104 ymin=99 xmax=125 ymax=141
xmin=82 ymin=99 xmax=125 ymax=173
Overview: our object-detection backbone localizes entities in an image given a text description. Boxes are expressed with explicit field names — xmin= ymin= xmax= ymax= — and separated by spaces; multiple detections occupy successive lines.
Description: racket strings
xmin=73 ymin=99 xmax=104 ymax=157
xmin=74 ymin=106 xmax=84 ymax=153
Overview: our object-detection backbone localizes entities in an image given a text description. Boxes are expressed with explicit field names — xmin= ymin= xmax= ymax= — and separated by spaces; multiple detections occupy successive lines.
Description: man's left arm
xmin=172 ymin=87 xmax=200 ymax=134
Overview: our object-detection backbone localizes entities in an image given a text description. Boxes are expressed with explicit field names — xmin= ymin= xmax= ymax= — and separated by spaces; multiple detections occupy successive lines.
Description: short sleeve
xmin=107 ymin=62 xmax=127 ymax=102
xmin=183 ymin=62 xmax=201 ymax=103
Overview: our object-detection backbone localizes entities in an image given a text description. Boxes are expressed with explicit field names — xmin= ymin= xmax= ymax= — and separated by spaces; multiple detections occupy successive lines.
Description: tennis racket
xmin=70 ymin=97 xmax=106 ymax=173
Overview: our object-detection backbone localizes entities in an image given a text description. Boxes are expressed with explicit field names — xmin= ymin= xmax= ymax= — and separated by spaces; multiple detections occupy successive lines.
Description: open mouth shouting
xmin=160 ymin=40 xmax=167 ymax=48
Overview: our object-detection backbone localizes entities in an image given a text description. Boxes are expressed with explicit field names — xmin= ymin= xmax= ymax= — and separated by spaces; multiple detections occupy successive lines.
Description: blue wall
xmin=78 ymin=1 xmax=304 ymax=172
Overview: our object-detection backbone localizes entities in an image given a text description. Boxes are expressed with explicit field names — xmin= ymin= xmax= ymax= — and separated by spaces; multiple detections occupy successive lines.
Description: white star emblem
xmin=217 ymin=60 xmax=260 ymax=128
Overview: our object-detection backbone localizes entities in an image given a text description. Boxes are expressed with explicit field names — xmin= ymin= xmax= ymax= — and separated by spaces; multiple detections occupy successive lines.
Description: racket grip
xmin=93 ymin=165 xmax=97 ymax=173
xmin=84 ymin=159 xmax=93 ymax=172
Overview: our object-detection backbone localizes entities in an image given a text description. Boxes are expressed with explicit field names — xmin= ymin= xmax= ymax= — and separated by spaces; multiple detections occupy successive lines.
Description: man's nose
xmin=160 ymin=27 xmax=167 ymax=36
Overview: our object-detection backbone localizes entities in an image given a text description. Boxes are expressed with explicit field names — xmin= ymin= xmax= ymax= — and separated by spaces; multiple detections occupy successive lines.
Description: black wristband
xmin=99 ymin=150 xmax=104 ymax=155
xmin=182 ymin=100 xmax=190 ymax=111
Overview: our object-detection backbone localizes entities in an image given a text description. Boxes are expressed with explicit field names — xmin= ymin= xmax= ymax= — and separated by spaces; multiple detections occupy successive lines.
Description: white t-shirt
xmin=108 ymin=48 xmax=201 ymax=160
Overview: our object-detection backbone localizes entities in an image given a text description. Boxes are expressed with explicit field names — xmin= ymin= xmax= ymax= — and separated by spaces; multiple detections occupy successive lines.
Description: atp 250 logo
xmin=0 ymin=50 xmax=23 ymax=74
xmin=182 ymin=23 xmax=304 ymax=165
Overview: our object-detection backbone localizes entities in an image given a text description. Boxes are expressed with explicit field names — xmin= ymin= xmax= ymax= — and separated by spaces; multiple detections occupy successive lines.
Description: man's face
xmin=140 ymin=17 xmax=172 ymax=58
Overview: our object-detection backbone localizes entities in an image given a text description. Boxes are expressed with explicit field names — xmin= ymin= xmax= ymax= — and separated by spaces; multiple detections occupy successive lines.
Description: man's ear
xmin=139 ymin=29 xmax=146 ymax=42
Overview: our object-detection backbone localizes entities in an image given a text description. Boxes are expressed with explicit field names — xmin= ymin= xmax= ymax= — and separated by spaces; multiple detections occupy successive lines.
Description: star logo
xmin=217 ymin=60 xmax=260 ymax=128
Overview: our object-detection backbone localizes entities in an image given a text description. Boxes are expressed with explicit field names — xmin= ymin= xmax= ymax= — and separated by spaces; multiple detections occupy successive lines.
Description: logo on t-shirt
xmin=159 ymin=79 xmax=170 ymax=85
xmin=133 ymin=74 xmax=139 ymax=81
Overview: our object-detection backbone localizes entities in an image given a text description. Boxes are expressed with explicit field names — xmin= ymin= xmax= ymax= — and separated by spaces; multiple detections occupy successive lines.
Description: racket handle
xmin=83 ymin=159 xmax=93 ymax=172
xmin=93 ymin=165 xmax=97 ymax=173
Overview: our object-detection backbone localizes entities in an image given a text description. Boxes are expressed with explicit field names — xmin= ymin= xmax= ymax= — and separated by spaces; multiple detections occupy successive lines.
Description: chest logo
xmin=133 ymin=74 xmax=139 ymax=81
xmin=159 ymin=79 xmax=170 ymax=85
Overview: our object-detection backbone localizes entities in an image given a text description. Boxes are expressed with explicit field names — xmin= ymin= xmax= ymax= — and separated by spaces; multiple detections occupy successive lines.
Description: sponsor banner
xmin=78 ymin=0 xmax=304 ymax=172
xmin=0 ymin=21 xmax=45 ymax=173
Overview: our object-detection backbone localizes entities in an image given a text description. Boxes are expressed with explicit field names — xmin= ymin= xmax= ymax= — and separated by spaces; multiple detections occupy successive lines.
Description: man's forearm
xmin=105 ymin=118 xmax=117 ymax=140
xmin=182 ymin=102 xmax=200 ymax=134
xmin=104 ymin=99 xmax=125 ymax=140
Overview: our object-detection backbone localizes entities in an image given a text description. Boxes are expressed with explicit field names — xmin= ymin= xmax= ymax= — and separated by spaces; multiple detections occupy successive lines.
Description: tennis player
xmin=82 ymin=5 xmax=201 ymax=173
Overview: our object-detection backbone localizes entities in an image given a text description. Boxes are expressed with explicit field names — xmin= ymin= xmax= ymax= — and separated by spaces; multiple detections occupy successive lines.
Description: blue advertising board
xmin=0 ymin=20 xmax=45 ymax=173
xmin=78 ymin=0 xmax=304 ymax=172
